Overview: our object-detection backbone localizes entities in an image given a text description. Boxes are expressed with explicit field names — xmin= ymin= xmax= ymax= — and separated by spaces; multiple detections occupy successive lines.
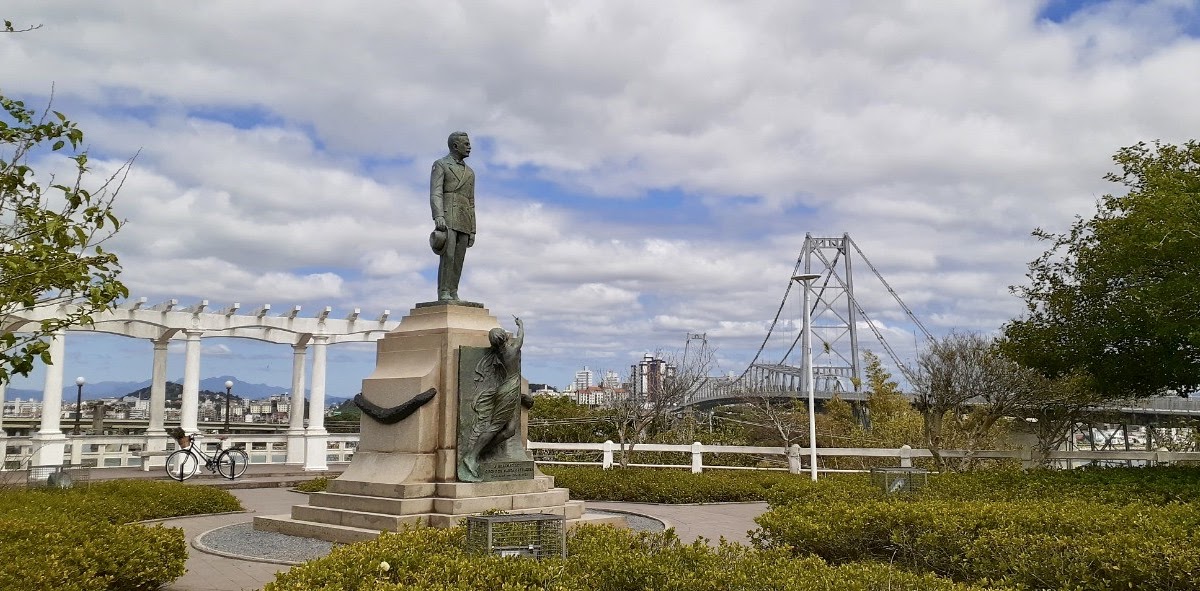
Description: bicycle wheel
xmin=165 ymin=449 xmax=199 ymax=481
xmin=227 ymin=448 xmax=249 ymax=478
xmin=217 ymin=448 xmax=249 ymax=479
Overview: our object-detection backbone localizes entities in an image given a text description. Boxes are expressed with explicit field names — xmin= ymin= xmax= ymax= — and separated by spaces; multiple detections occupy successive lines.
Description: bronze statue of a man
xmin=429 ymin=131 xmax=475 ymax=302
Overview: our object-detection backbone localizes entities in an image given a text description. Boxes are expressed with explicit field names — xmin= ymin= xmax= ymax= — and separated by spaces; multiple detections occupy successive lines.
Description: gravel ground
xmin=195 ymin=523 xmax=335 ymax=565
xmin=196 ymin=510 xmax=665 ymax=565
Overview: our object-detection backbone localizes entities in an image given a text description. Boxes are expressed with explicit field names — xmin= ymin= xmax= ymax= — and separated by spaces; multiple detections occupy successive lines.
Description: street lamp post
xmin=73 ymin=376 xmax=86 ymax=435
xmin=224 ymin=380 xmax=234 ymax=434
xmin=792 ymin=273 xmax=822 ymax=482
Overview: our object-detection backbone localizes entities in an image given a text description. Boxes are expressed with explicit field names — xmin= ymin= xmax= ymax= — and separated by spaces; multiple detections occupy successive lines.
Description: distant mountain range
xmin=5 ymin=375 xmax=351 ymax=407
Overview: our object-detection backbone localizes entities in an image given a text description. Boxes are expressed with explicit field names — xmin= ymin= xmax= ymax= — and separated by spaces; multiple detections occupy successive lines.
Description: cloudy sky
xmin=4 ymin=0 xmax=1199 ymax=398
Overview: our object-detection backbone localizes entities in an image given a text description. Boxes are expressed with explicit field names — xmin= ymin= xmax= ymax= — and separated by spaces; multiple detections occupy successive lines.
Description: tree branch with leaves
xmin=0 ymin=89 xmax=132 ymax=384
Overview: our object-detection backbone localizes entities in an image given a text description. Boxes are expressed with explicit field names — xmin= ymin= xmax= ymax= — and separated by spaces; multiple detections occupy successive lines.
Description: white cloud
xmin=3 ymin=0 xmax=1197 ymax=392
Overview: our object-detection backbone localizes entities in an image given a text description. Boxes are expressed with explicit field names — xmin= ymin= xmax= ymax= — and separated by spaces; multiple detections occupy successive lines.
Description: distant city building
xmin=531 ymin=385 xmax=564 ymax=398
xmin=574 ymin=385 xmax=607 ymax=406
xmin=601 ymin=370 xmax=621 ymax=389
xmin=632 ymin=354 xmax=675 ymax=402
xmin=573 ymin=367 xmax=594 ymax=391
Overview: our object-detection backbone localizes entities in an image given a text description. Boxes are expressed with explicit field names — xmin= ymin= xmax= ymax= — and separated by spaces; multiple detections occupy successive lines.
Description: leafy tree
xmin=528 ymin=396 xmax=615 ymax=443
xmin=0 ymin=86 xmax=130 ymax=384
xmin=1010 ymin=368 xmax=1106 ymax=465
xmin=860 ymin=351 xmax=923 ymax=447
xmin=1003 ymin=140 xmax=1200 ymax=398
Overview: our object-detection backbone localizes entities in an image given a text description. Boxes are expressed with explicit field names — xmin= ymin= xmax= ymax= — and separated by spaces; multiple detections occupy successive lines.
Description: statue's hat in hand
xmin=429 ymin=229 xmax=447 ymax=255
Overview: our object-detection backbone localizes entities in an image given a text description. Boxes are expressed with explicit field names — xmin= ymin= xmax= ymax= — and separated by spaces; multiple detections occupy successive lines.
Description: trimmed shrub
xmin=0 ymin=516 xmax=185 ymax=591
xmin=752 ymin=498 xmax=1200 ymax=590
xmin=266 ymin=523 xmax=993 ymax=591
xmin=0 ymin=479 xmax=242 ymax=523
xmin=543 ymin=466 xmax=879 ymax=504
xmin=919 ymin=465 xmax=1200 ymax=505
xmin=295 ymin=476 xmax=331 ymax=493
xmin=0 ymin=480 xmax=241 ymax=591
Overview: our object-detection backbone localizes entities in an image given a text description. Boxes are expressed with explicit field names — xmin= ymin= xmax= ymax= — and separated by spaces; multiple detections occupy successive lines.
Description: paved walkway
xmin=142 ymin=490 xmax=767 ymax=591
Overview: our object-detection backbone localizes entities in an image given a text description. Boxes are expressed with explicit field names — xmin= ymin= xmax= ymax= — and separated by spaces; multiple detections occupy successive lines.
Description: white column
xmin=286 ymin=343 xmax=308 ymax=465
xmin=142 ymin=339 xmax=171 ymax=460
xmin=180 ymin=330 xmax=203 ymax=434
xmin=0 ymin=380 xmax=8 ymax=451
xmin=31 ymin=330 xmax=67 ymax=467
xmin=304 ymin=336 xmax=329 ymax=471
xmin=148 ymin=339 xmax=169 ymax=437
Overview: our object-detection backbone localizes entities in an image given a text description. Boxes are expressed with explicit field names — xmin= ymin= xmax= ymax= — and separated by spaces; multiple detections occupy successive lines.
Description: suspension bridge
xmin=675 ymin=234 xmax=1200 ymax=422
xmin=677 ymin=233 xmax=928 ymax=409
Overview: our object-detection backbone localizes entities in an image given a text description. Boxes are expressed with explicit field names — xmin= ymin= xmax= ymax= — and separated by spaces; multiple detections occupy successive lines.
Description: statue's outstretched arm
xmin=511 ymin=316 xmax=524 ymax=350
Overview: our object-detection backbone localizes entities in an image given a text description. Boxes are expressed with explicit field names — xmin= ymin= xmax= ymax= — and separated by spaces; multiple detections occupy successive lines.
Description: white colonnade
xmin=1 ymin=299 xmax=398 ymax=471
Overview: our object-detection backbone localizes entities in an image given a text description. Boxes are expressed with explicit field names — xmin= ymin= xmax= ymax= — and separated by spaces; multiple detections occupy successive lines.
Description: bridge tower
xmin=797 ymin=233 xmax=862 ymax=390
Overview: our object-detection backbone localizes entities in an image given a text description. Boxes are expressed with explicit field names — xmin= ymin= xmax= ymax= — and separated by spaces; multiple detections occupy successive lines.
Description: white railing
xmin=528 ymin=440 xmax=1200 ymax=473
xmin=0 ymin=433 xmax=360 ymax=471
xmin=5 ymin=434 xmax=1199 ymax=473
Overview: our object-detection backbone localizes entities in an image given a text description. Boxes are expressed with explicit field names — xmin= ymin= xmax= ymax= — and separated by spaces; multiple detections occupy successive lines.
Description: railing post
xmin=602 ymin=440 xmax=614 ymax=470
xmin=788 ymin=444 xmax=801 ymax=474
xmin=70 ymin=436 xmax=84 ymax=466
xmin=691 ymin=441 xmax=703 ymax=473
xmin=900 ymin=444 xmax=912 ymax=468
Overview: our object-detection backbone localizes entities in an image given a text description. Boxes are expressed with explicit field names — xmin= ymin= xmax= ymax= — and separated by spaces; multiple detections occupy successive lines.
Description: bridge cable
xmin=776 ymin=249 xmax=841 ymax=366
xmin=811 ymin=249 xmax=918 ymax=383
xmin=735 ymin=256 xmax=805 ymax=383
xmin=847 ymin=235 xmax=933 ymax=341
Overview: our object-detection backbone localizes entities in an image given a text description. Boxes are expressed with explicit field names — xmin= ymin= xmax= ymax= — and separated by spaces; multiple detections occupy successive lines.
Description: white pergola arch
xmin=0 ymin=297 xmax=399 ymax=470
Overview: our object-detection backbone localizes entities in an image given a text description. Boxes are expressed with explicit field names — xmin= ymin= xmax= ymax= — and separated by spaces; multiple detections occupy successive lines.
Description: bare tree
xmin=912 ymin=332 xmax=1038 ymax=470
xmin=606 ymin=347 xmax=715 ymax=467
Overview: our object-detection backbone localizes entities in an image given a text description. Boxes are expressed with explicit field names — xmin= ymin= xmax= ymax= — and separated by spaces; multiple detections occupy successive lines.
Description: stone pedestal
xmin=256 ymin=303 xmax=622 ymax=543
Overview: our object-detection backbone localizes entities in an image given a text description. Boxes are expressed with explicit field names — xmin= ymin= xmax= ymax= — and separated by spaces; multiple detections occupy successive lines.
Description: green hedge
xmin=753 ymin=495 xmax=1200 ymax=590
xmin=544 ymin=465 xmax=882 ymax=504
xmin=919 ymin=465 xmax=1200 ymax=505
xmin=0 ymin=516 xmax=185 ymax=591
xmin=295 ymin=476 xmax=331 ymax=493
xmin=267 ymin=523 xmax=993 ymax=591
xmin=0 ymin=480 xmax=243 ymax=591
xmin=0 ymin=479 xmax=242 ymax=522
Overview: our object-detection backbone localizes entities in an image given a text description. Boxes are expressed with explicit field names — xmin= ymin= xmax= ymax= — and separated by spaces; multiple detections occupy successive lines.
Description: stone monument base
xmin=255 ymin=474 xmax=623 ymax=544
xmin=254 ymin=303 xmax=622 ymax=545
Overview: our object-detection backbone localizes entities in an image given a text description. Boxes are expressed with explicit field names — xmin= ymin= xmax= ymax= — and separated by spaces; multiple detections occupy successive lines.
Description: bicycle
xmin=164 ymin=429 xmax=249 ymax=481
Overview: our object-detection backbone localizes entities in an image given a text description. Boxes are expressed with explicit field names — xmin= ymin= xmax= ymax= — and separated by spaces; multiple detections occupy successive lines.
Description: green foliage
xmin=920 ymin=465 xmax=1200 ymax=505
xmin=529 ymin=396 xmax=616 ymax=443
xmin=295 ymin=476 xmax=331 ymax=493
xmin=542 ymin=466 xmax=872 ymax=504
xmin=0 ymin=479 xmax=242 ymax=522
xmin=0 ymin=90 xmax=130 ymax=384
xmin=753 ymin=466 xmax=1200 ymax=591
xmin=1004 ymin=140 xmax=1200 ymax=397
xmin=0 ymin=517 xmax=184 ymax=591
xmin=267 ymin=523 xmax=988 ymax=591
xmin=0 ymin=480 xmax=242 ymax=591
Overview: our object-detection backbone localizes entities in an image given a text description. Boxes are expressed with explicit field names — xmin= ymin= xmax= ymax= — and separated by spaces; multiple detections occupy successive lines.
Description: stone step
xmin=254 ymin=514 xmax=384 ymax=545
xmin=292 ymin=504 xmax=428 ymax=531
xmin=432 ymin=488 xmax=570 ymax=515
xmin=309 ymin=491 xmax=435 ymax=514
